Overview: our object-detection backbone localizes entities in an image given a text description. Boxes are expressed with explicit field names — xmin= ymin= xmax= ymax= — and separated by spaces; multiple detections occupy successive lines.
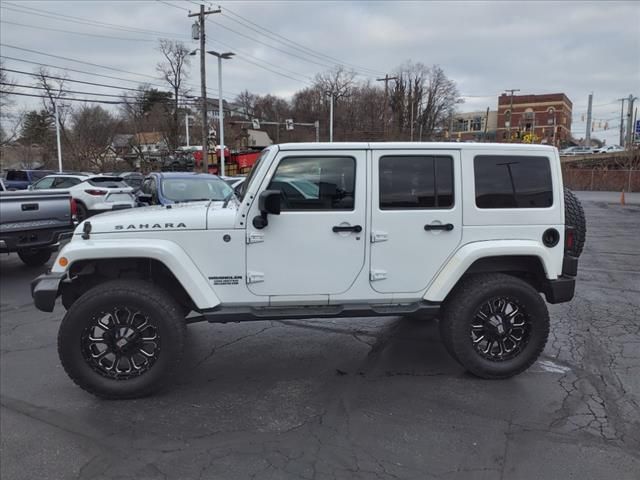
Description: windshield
xmin=238 ymin=148 xmax=270 ymax=200
xmin=161 ymin=177 xmax=233 ymax=202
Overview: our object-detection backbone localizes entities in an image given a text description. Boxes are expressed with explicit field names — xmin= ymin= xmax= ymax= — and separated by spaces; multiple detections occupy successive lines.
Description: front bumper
xmin=31 ymin=272 xmax=66 ymax=312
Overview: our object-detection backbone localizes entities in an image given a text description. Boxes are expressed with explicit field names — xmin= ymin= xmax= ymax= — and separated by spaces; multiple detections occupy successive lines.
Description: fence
xmin=562 ymin=168 xmax=639 ymax=192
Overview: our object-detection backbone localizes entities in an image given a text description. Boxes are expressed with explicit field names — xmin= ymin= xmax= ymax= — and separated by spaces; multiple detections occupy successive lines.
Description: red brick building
xmin=497 ymin=93 xmax=572 ymax=146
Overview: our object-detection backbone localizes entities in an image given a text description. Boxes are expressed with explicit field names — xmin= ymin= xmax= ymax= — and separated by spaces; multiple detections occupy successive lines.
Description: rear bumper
xmin=543 ymin=254 xmax=579 ymax=304
xmin=0 ymin=228 xmax=73 ymax=253
xmin=31 ymin=271 xmax=66 ymax=312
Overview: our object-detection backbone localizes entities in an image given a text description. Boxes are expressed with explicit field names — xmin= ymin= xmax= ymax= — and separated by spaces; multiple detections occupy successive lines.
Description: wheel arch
xmin=423 ymin=240 xmax=557 ymax=303
xmin=54 ymin=239 xmax=220 ymax=311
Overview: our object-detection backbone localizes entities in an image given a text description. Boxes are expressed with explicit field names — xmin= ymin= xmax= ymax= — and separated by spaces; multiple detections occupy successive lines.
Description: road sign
xmin=252 ymin=118 xmax=260 ymax=129
xmin=285 ymin=119 xmax=294 ymax=131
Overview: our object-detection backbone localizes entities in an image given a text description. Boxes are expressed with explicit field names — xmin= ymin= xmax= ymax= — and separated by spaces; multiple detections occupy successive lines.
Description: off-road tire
xmin=564 ymin=187 xmax=586 ymax=257
xmin=58 ymin=279 xmax=186 ymax=399
xmin=17 ymin=249 xmax=52 ymax=266
xmin=440 ymin=273 xmax=549 ymax=379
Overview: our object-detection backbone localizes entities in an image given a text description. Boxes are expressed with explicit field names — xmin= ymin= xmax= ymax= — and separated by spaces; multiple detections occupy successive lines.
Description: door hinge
xmin=371 ymin=230 xmax=388 ymax=243
xmin=370 ymin=269 xmax=387 ymax=281
xmin=247 ymin=271 xmax=265 ymax=284
xmin=246 ymin=231 xmax=264 ymax=244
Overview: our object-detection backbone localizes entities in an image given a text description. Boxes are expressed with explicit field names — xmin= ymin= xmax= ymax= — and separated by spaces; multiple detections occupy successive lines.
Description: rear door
xmin=369 ymin=149 xmax=462 ymax=294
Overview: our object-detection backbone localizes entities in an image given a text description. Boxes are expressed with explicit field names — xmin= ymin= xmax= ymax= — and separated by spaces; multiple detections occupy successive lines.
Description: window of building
xmin=268 ymin=156 xmax=355 ymax=210
xmin=379 ymin=156 xmax=454 ymax=209
xmin=504 ymin=110 xmax=511 ymax=127
xmin=474 ymin=155 xmax=553 ymax=209
xmin=470 ymin=116 xmax=482 ymax=131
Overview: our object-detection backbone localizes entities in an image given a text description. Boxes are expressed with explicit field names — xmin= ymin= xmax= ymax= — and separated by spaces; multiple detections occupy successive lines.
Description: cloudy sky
xmin=1 ymin=0 xmax=639 ymax=145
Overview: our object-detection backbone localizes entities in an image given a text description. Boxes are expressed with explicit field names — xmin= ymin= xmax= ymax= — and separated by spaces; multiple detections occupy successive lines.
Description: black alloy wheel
xmin=470 ymin=297 xmax=530 ymax=361
xmin=81 ymin=307 xmax=160 ymax=380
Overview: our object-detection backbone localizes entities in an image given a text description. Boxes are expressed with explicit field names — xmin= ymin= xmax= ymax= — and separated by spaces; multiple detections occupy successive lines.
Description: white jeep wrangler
xmin=32 ymin=142 xmax=585 ymax=399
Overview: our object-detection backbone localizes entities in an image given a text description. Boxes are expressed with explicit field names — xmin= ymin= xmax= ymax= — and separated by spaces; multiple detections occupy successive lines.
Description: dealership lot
xmin=1 ymin=193 xmax=639 ymax=480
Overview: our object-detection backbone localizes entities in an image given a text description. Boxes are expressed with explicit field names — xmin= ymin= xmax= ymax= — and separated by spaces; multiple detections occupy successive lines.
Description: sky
xmin=1 ymin=0 xmax=639 ymax=145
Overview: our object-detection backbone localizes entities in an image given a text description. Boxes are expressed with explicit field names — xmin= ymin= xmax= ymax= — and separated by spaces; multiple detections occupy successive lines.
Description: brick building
xmin=497 ymin=93 xmax=572 ymax=146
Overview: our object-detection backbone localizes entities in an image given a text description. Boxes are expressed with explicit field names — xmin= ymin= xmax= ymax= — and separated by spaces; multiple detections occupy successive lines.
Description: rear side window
xmin=268 ymin=156 xmax=355 ymax=211
xmin=379 ymin=156 xmax=454 ymax=209
xmin=6 ymin=171 xmax=28 ymax=181
xmin=53 ymin=177 xmax=81 ymax=188
xmin=474 ymin=155 xmax=553 ymax=208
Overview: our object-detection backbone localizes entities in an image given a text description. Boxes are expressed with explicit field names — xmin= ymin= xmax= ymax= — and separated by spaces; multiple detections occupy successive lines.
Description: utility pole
xmin=483 ymin=107 xmax=490 ymax=142
xmin=185 ymin=113 xmax=193 ymax=147
xmin=617 ymin=97 xmax=626 ymax=146
xmin=625 ymin=94 xmax=637 ymax=149
xmin=504 ymin=89 xmax=520 ymax=142
xmin=54 ymin=101 xmax=62 ymax=172
xmin=585 ymin=93 xmax=593 ymax=146
xmin=314 ymin=120 xmax=320 ymax=142
xmin=376 ymin=74 xmax=398 ymax=141
xmin=188 ymin=5 xmax=221 ymax=173
xmin=328 ymin=92 xmax=334 ymax=142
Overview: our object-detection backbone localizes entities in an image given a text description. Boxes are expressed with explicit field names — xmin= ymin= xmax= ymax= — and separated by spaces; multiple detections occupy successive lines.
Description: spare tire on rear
xmin=564 ymin=187 xmax=586 ymax=257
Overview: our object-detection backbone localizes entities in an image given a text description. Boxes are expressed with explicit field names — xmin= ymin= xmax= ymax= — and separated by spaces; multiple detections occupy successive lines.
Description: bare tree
xmin=71 ymin=105 xmax=121 ymax=171
xmin=0 ymin=60 xmax=23 ymax=147
xmin=156 ymin=39 xmax=190 ymax=150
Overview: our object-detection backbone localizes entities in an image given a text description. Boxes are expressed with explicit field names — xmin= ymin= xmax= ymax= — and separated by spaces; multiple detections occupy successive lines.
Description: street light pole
xmin=207 ymin=51 xmax=234 ymax=176
xmin=185 ymin=113 xmax=192 ymax=147
xmin=328 ymin=92 xmax=334 ymax=142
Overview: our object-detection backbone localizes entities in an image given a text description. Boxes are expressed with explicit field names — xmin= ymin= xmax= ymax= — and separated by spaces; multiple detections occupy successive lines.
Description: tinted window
xmin=87 ymin=177 xmax=127 ymax=188
xmin=474 ymin=155 xmax=553 ymax=208
xmin=6 ymin=171 xmax=28 ymax=181
xmin=53 ymin=177 xmax=81 ymax=188
xmin=268 ymin=156 xmax=355 ymax=211
xmin=379 ymin=156 xmax=454 ymax=209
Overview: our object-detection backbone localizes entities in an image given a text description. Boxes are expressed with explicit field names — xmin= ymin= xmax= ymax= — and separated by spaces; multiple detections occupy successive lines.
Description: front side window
xmin=379 ymin=156 xmax=454 ymax=209
xmin=33 ymin=177 xmax=55 ymax=189
xmin=268 ymin=156 xmax=355 ymax=210
xmin=474 ymin=155 xmax=553 ymax=208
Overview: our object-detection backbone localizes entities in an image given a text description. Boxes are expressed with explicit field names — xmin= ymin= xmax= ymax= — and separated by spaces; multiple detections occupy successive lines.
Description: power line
xmin=220 ymin=6 xmax=384 ymax=77
xmin=1 ymin=2 xmax=190 ymax=40
xmin=3 ymin=90 xmax=202 ymax=107
xmin=0 ymin=19 xmax=155 ymax=42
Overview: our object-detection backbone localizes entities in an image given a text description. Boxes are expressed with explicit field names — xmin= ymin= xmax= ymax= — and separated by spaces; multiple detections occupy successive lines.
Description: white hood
xmin=76 ymin=202 xmax=239 ymax=234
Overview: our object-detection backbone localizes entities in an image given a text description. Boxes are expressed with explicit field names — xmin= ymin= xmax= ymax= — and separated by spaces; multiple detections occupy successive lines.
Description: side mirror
xmin=253 ymin=189 xmax=281 ymax=229
xmin=259 ymin=189 xmax=281 ymax=215
xmin=28 ymin=185 xmax=34 ymax=191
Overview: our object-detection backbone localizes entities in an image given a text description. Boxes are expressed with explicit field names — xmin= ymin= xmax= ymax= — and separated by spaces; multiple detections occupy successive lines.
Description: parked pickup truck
xmin=1 ymin=190 xmax=76 ymax=266
xmin=3 ymin=169 xmax=55 ymax=190
xmin=32 ymin=142 xmax=586 ymax=399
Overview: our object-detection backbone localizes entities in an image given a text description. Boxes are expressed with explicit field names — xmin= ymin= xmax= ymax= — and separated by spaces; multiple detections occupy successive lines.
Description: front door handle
xmin=424 ymin=223 xmax=454 ymax=231
xmin=332 ymin=225 xmax=362 ymax=233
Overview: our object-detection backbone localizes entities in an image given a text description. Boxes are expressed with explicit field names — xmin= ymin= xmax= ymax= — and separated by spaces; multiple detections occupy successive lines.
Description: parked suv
xmin=30 ymin=174 xmax=135 ymax=220
xmin=3 ymin=169 xmax=55 ymax=190
xmin=32 ymin=142 xmax=586 ymax=399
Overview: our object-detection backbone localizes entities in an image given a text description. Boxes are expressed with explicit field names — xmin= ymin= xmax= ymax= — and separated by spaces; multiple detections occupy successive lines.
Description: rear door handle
xmin=332 ymin=225 xmax=362 ymax=233
xmin=424 ymin=223 xmax=454 ymax=231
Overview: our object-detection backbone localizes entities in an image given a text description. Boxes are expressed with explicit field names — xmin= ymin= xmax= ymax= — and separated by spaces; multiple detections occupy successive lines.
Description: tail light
xmin=565 ymin=227 xmax=575 ymax=252
xmin=70 ymin=198 xmax=78 ymax=218
xmin=84 ymin=189 xmax=106 ymax=196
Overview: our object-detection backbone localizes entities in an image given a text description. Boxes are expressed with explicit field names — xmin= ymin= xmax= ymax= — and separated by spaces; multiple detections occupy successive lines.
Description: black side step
xmin=187 ymin=301 xmax=441 ymax=324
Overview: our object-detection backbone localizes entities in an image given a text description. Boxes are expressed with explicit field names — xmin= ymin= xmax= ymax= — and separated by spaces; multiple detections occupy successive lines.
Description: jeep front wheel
xmin=439 ymin=273 xmax=549 ymax=379
xmin=57 ymin=279 xmax=186 ymax=399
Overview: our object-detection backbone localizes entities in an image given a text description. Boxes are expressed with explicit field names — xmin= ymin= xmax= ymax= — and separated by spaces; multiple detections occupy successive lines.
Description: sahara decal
xmin=114 ymin=223 xmax=187 ymax=230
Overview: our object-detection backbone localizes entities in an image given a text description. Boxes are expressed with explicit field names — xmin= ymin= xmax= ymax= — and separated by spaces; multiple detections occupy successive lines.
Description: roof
xmin=276 ymin=142 xmax=557 ymax=152
xmin=135 ymin=132 xmax=164 ymax=145
xmin=148 ymin=172 xmax=221 ymax=179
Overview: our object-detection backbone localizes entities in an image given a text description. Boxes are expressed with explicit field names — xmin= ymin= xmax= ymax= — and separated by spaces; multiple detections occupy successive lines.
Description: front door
xmin=246 ymin=150 xmax=367 ymax=297
xmin=369 ymin=149 xmax=462 ymax=294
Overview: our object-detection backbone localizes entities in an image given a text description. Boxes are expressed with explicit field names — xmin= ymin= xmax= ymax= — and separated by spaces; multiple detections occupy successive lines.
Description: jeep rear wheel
xmin=440 ymin=273 xmax=549 ymax=379
xmin=58 ymin=279 xmax=186 ymax=399
xmin=564 ymin=187 xmax=586 ymax=257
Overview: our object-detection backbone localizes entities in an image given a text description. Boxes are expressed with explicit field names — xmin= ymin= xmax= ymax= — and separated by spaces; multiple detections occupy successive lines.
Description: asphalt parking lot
xmin=1 ymin=192 xmax=639 ymax=480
